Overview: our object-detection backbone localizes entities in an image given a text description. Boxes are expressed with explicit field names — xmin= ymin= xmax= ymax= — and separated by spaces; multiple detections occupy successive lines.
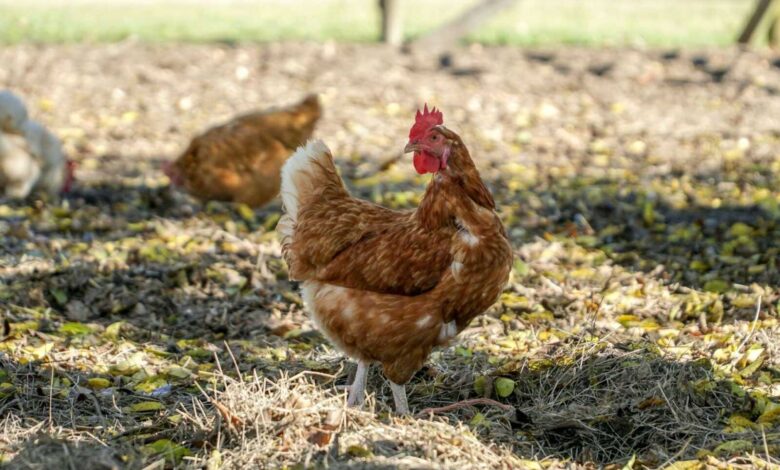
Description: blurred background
xmin=0 ymin=0 xmax=774 ymax=47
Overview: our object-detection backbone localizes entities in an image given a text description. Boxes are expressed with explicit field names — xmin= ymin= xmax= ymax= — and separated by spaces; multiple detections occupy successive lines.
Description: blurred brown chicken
xmin=165 ymin=94 xmax=321 ymax=207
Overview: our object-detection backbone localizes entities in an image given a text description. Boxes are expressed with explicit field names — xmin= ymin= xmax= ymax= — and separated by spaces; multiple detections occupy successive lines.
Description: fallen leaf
xmin=129 ymin=401 xmax=165 ymax=412
xmin=494 ymin=378 xmax=515 ymax=398
xmin=87 ymin=378 xmax=111 ymax=390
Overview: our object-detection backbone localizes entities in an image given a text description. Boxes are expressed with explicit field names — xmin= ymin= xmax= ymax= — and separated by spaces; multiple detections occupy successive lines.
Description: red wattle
xmin=413 ymin=152 xmax=440 ymax=174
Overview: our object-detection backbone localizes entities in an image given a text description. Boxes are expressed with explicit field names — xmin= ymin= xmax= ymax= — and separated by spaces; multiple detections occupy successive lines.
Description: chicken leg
xmin=389 ymin=381 xmax=409 ymax=415
xmin=346 ymin=360 xmax=369 ymax=407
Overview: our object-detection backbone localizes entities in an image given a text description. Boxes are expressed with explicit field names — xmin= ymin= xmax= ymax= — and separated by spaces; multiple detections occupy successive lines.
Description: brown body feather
xmin=279 ymin=128 xmax=512 ymax=385
xmin=171 ymin=94 xmax=321 ymax=207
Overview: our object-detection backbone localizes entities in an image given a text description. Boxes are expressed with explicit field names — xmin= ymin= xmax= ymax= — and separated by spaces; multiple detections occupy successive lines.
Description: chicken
xmin=0 ymin=90 xmax=74 ymax=199
xmin=278 ymin=106 xmax=512 ymax=413
xmin=0 ymin=90 xmax=29 ymax=133
xmin=165 ymin=94 xmax=322 ymax=207
xmin=0 ymin=132 xmax=39 ymax=199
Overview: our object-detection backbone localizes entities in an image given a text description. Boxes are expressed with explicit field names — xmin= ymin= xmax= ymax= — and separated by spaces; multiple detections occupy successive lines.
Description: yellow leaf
xmin=739 ymin=356 xmax=764 ymax=378
xmin=168 ymin=414 xmax=182 ymax=425
xmin=725 ymin=414 xmax=759 ymax=433
xmin=569 ymin=267 xmax=595 ymax=279
xmin=38 ymin=98 xmax=54 ymax=112
xmin=27 ymin=342 xmax=54 ymax=360
xmin=166 ymin=366 xmax=191 ymax=379
xmin=105 ymin=321 xmax=125 ymax=339
xmin=236 ymin=204 xmax=255 ymax=222
xmin=501 ymin=293 xmax=529 ymax=309
xmin=134 ymin=376 xmax=168 ymax=394
xmin=689 ymin=260 xmax=709 ymax=272
xmin=0 ymin=382 xmax=15 ymax=397
xmin=499 ymin=313 xmax=516 ymax=323
xmin=494 ymin=378 xmax=515 ymax=398
xmin=712 ymin=348 xmax=732 ymax=363
xmin=473 ymin=376 xmax=487 ymax=395
xmin=87 ymin=378 xmax=111 ymax=390
xmin=713 ymin=439 xmax=753 ymax=455
xmin=664 ymin=461 xmax=702 ymax=470
xmin=469 ymin=412 xmax=487 ymax=427
xmin=121 ymin=111 xmax=138 ymax=123
xmin=517 ymin=461 xmax=543 ymax=470
xmin=142 ymin=439 xmax=191 ymax=463
xmin=758 ymin=402 xmax=780 ymax=425
xmin=617 ymin=314 xmax=640 ymax=327
xmin=522 ymin=311 xmax=553 ymax=323
xmin=129 ymin=401 xmax=164 ymax=412
xmin=346 ymin=445 xmax=372 ymax=458
xmin=703 ymin=279 xmax=729 ymax=293
xmin=739 ymin=346 xmax=763 ymax=365
xmin=639 ymin=319 xmax=660 ymax=331
xmin=496 ymin=339 xmax=519 ymax=349
xmin=642 ymin=201 xmax=655 ymax=225
xmin=110 ymin=361 xmax=140 ymax=377
xmin=728 ymin=222 xmax=753 ymax=237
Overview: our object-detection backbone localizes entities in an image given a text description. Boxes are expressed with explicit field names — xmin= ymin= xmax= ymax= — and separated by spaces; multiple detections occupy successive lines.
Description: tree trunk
xmin=768 ymin=9 xmax=780 ymax=47
xmin=380 ymin=0 xmax=403 ymax=46
xmin=409 ymin=0 xmax=517 ymax=53
xmin=737 ymin=0 xmax=775 ymax=44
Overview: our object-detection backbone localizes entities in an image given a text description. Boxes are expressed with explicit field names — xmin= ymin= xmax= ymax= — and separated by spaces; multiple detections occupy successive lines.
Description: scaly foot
xmin=346 ymin=360 xmax=369 ymax=407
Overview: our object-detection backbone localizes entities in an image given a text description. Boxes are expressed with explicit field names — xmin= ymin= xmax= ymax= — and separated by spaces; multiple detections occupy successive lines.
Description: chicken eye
xmin=430 ymin=134 xmax=439 ymax=141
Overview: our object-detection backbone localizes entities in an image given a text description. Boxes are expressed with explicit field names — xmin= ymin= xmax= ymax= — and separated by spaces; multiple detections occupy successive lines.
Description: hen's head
xmin=404 ymin=104 xmax=451 ymax=174
xmin=62 ymin=160 xmax=76 ymax=193
xmin=163 ymin=161 xmax=183 ymax=187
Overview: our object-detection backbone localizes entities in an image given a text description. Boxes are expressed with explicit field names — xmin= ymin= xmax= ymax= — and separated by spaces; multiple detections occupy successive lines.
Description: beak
xmin=404 ymin=141 xmax=418 ymax=154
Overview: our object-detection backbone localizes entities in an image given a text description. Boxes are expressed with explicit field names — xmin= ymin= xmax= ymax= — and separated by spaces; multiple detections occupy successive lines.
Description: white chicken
xmin=0 ymin=90 xmax=74 ymax=199
xmin=0 ymin=90 xmax=29 ymax=134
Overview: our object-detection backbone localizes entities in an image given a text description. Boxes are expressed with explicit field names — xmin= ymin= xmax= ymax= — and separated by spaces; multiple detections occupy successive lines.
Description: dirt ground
xmin=1 ymin=42 xmax=780 ymax=469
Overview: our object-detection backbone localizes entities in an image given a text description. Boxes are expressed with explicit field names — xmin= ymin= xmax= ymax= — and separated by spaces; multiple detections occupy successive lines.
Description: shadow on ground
xmin=1 ymin=151 xmax=779 ymax=467
xmin=503 ymin=167 xmax=780 ymax=295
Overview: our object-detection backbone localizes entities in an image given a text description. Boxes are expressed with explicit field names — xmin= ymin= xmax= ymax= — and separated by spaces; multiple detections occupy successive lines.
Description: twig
xmin=289 ymin=369 xmax=341 ymax=382
xmin=736 ymin=295 xmax=762 ymax=355
xmin=193 ymin=381 xmax=244 ymax=431
xmin=657 ymin=384 xmax=680 ymax=423
xmin=62 ymin=442 xmax=77 ymax=470
xmin=47 ymin=366 xmax=54 ymax=432
xmin=85 ymin=389 xmax=104 ymax=424
xmin=658 ymin=436 xmax=694 ymax=468
xmin=0 ymin=398 xmax=19 ymax=417
xmin=762 ymin=426 xmax=777 ymax=464
xmin=141 ymin=458 xmax=165 ymax=470
xmin=111 ymin=422 xmax=157 ymax=440
xmin=415 ymin=398 xmax=513 ymax=419
xmin=212 ymin=400 xmax=244 ymax=431
xmin=223 ymin=340 xmax=243 ymax=383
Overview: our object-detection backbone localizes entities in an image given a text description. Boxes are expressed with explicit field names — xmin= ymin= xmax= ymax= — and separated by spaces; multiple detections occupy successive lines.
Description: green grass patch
xmin=0 ymin=0 xmax=760 ymax=46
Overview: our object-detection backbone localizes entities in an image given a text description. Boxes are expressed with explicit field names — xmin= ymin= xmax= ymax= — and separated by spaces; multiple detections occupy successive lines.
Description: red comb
xmin=409 ymin=104 xmax=443 ymax=140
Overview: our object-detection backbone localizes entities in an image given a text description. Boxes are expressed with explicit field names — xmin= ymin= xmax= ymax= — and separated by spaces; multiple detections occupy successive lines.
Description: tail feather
xmin=279 ymin=139 xmax=344 ymax=224
xmin=295 ymin=94 xmax=321 ymax=117
xmin=286 ymin=94 xmax=322 ymax=137
xmin=279 ymin=139 xmax=347 ymax=279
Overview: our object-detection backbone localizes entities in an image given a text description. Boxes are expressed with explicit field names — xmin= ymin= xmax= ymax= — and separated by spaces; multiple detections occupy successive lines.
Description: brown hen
xmin=278 ymin=106 xmax=512 ymax=413
xmin=166 ymin=94 xmax=321 ymax=207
